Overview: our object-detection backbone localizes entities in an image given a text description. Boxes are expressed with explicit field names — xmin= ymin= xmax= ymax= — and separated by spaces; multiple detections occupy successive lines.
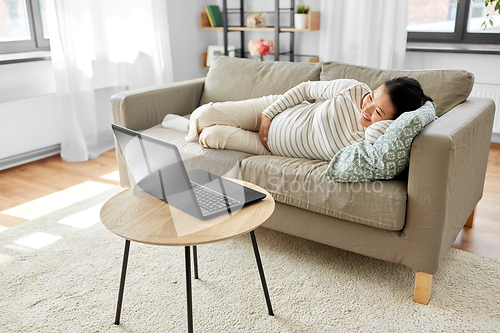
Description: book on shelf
xmin=205 ymin=6 xmax=214 ymax=27
xmin=205 ymin=5 xmax=223 ymax=27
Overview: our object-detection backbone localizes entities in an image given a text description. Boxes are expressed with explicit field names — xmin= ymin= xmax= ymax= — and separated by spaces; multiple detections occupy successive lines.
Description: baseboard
xmin=492 ymin=133 xmax=500 ymax=144
xmin=0 ymin=145 xmax=60 ymax=171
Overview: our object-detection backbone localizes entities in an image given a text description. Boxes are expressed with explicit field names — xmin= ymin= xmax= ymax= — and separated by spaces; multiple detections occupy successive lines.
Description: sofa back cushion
xmin=320 ymin=61 xmax=474 ymax=117
xmin=200 ymin=56 xmax=322 ymax=105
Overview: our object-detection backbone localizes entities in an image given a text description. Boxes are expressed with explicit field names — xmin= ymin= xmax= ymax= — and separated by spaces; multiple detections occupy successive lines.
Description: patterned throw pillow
xmin=324 ymin=101 xmax=436 ymax=182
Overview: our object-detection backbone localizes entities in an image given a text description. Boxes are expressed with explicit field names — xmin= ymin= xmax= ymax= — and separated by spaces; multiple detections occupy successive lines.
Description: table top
xmin=100 ymin=179 xmax=275 ymax=246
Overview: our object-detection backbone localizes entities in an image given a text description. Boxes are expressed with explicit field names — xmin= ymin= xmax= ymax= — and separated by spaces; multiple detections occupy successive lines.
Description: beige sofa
xmin=111 ymin=57 xmax=495 ymax=304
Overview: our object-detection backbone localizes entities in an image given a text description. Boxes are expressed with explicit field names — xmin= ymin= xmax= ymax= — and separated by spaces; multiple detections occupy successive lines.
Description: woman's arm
xmin=259 ymin=113 xmax=272 ymax=151
xmin=262 ymin=79 xmax=363 ymax=120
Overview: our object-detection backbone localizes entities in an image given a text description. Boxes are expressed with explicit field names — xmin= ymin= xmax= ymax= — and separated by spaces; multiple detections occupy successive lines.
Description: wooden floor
xmin=0 ymin=150 xmax=120 ymax=228
xmin=1 ymin=146 xmax=499 ymax=260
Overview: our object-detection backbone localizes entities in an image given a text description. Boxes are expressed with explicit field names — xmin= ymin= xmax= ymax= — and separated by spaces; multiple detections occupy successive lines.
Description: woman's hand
xmin=259 ymin=114 xmax=272 ymax=151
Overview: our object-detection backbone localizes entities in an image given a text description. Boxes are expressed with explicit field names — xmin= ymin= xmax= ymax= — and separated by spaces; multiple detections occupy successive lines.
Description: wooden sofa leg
xmin=413 ymin=272 xmax=432 ymax=305
xmin=465 ymin=207 xmax=477 ymax=228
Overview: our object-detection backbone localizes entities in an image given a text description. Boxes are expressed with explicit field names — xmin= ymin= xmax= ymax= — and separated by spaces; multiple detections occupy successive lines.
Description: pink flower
xmin=252 ymin=39 xmax=274 ymax=56
xmin=262 ymin=40 xmax=275 ymax=54
xmin=258 ymin=43 xmax=270 ymax=56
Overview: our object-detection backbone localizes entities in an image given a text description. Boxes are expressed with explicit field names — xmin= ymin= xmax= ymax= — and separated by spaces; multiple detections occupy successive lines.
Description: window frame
xmin=407 ymin=0 xmax=500 ymax=44
xmin=0 ymin=0 xmax=49 ymax=54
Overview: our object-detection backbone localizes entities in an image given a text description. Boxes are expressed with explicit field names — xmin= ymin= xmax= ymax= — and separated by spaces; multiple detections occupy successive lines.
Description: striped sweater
xmin=364 ymin=120 xmax=394 ymax=144
xmin=262 ymin=79 xmax=370 ymax=161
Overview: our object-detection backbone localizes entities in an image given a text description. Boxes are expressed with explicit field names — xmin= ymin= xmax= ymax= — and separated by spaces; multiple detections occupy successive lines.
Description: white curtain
xmin=47 ymin=0 xmax=173 ymax=162
xmin=319 ymin=0 xmax=408 ymax=69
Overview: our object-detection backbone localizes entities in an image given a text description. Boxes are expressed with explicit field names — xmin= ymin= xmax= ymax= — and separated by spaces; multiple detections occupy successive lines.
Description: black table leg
xmin=115 ymin=240 xmax=131 ymax=325
xmin=249 ymin=231 xmax=274 ymax=316
xmin=193 ymin=246 xmax=199 ymax=279
xmin=185 ymin=246 xmax=193 ymax=333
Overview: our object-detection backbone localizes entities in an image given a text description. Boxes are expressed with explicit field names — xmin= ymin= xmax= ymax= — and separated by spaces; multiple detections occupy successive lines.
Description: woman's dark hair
xmin=384 ymin=76 xmax=433 ymax=119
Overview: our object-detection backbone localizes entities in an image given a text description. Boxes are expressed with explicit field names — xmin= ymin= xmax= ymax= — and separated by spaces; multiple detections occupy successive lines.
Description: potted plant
xmin=295 ymin=5 xmax=310 ymax=30
xmin=479 ymin=0 xmax=500 ymax=29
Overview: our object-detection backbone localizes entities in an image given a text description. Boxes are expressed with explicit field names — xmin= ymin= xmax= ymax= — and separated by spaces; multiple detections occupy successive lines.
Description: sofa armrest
xmin=403 ymin=97 xmax=495 ymax=274
xmin=111 ymin=77 xmax=205 ymax=188
xmin=111 ymin=77 xmax=206 ymax=130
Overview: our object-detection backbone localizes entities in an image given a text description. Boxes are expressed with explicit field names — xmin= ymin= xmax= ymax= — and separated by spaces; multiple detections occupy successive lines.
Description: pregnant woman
xmin=164 ymin=76 xmax=432 ymax=161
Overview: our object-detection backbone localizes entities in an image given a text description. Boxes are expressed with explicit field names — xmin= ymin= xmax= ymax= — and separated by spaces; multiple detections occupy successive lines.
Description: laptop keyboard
xmin=190 ymin=181 xmax=240 ymax=214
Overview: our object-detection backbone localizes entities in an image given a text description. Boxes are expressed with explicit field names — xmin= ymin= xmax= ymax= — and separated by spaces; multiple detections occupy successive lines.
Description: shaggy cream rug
xmin=0 ymin=187 xmax=499 ymax=333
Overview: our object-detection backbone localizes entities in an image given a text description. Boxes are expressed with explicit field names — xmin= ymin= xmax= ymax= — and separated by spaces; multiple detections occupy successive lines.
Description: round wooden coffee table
xmin=100 ymin=179 xmax=275 ymax=332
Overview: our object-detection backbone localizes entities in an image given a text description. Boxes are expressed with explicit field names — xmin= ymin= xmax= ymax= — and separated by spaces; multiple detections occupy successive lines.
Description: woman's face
xmin=358 ymin=84 xmax=396 ymax=128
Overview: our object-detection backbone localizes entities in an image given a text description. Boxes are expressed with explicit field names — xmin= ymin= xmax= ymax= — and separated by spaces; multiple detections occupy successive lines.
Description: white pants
xmin=186 ymin=95 xmax=281 ymax=155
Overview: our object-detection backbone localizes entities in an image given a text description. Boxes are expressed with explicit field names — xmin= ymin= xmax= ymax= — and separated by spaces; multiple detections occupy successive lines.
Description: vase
xmin=294 ymin=13 xmax=308 ymax=30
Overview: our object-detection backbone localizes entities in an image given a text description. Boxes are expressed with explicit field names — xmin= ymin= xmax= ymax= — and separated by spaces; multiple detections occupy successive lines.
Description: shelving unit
xmin=199 ymin=12 xmax=320 ymax=32
xmin=200 ymin=0 xmax=320 ymax=68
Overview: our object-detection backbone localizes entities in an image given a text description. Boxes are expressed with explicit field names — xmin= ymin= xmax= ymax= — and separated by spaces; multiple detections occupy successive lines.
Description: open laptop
xmin=112 ymin=124 xmax=267 ymax=220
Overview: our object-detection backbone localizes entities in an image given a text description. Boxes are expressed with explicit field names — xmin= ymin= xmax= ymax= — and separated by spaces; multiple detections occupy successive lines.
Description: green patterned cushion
xmin=324 ymin=101 xmax=436 ymax=182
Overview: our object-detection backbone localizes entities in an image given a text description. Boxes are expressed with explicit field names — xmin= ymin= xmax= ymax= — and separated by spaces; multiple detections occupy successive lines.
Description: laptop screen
xmin=112 ymin=124 xmax=193 ymax=201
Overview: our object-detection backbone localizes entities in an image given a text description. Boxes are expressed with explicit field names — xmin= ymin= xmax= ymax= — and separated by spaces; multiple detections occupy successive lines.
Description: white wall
xmin=405 ymin=51 xmax=500 ymax=86
xmin=166 ymin=0 xmax=218 ymax=81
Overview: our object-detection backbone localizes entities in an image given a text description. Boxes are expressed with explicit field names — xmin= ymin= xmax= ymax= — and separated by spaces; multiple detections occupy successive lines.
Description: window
xmin=0 ymin=0 xmax=49 ymax=54
xmin=407 ymin=0 xmax=500 ymax=44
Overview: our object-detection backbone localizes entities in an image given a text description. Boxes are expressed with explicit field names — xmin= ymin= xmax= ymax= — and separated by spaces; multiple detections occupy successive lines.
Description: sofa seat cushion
xmin=200 ymin=57 xmax=322 ymax=105
xmin=240 ymin=155 xmax=408 ymax=231
xmin=320 ymin=61 xmax=474 ymax=117
xmin=141 ymin=126 xmax=253 ymax=177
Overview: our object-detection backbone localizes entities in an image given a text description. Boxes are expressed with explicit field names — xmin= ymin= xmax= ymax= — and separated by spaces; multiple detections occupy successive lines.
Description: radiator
xmin=470 ymin=83 xmax=500 ymax=134
xmin=0 ymin=95 xmax=60 ymax=161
